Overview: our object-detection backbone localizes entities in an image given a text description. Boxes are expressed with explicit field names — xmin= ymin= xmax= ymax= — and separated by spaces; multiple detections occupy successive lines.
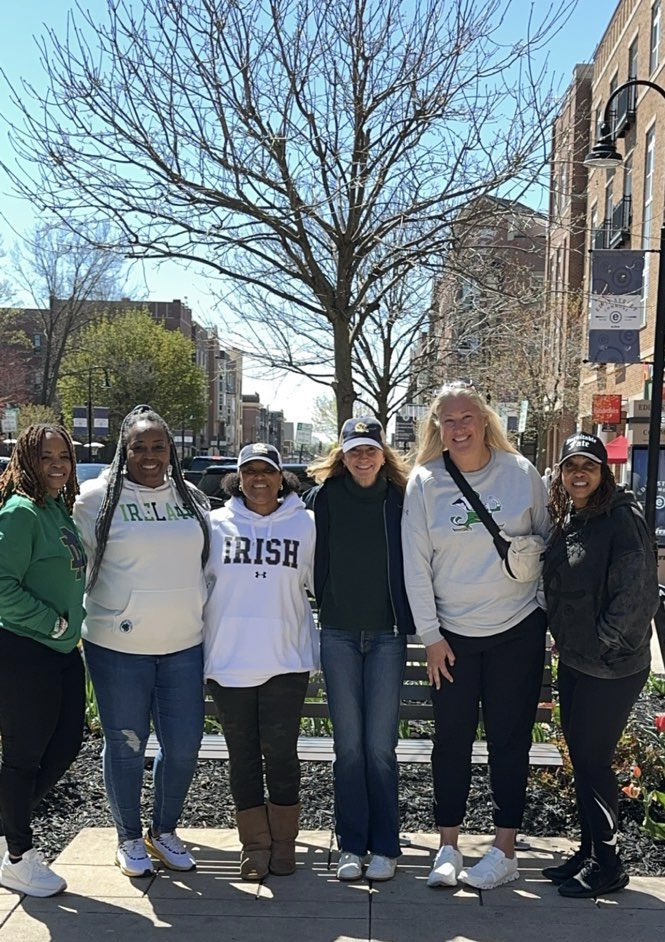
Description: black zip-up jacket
xmin=303 ymin=477 xmax=415 ymax=635
xmin=543 ymin=489 xmax=659 ymax=679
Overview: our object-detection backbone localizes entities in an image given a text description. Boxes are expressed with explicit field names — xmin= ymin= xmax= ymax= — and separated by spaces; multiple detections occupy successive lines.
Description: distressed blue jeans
xmin=320 ymin=628 xmax=406 ymax=858
xmin=84 ymin=641 xmax=204 ymax=842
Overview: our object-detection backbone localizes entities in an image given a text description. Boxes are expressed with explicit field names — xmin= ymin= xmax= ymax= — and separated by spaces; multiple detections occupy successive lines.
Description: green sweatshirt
xmin=0 ymin=494 xmax=86 ymax=652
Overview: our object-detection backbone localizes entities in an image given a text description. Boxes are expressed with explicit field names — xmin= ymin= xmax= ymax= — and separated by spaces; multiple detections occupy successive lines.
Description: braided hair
xmin=87 ymin=404 xmax=210 ymax=590
xmin=0 ymin=424 xmax=78 ymax=513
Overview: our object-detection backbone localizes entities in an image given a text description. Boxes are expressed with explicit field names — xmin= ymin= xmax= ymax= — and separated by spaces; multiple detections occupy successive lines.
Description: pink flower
xmin=655 ymin=714 xmax=665 ymax=733
xmin=632 ymin=765 xmax=642 ymax=779
xmin=622 ymin=784 xmax=642 ymax=799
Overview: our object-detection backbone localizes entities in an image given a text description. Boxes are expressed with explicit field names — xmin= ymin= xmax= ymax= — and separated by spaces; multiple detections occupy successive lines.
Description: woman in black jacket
xmin=304 ymin=417 xmax=414 ymax=883
xmin=543 ymin=433 xmax=660 ymax=899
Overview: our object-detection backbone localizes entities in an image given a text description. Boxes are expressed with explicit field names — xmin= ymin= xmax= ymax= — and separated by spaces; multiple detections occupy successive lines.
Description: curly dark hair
xmin=87 ymin=404 xmax=210 ymax=590
xmin=0 ymin=424 xmax=78 ymax=513
xmin=548 ymin=461 xmax=616 ymax=535
xmin=223 ymin=470 xmax=299 ymax=500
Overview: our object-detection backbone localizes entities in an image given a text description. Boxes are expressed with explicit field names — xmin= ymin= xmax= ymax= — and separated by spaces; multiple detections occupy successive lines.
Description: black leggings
xmin=0 ymin=631 xmax=85 ymax=856
xmin=430 ymin=608 xmax=547 ymax=828
xmin=208 ymin=671 xmax=309 ymax=810
xmin=558 ymin=661 xmax=648 ymax=866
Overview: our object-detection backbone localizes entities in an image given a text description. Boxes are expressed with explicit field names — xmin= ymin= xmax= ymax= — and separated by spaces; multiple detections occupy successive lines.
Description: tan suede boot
xmin=236 ymin=806 xmax=271 ymax=881
xmin=266 ymin=801 xmax=301 ymax=876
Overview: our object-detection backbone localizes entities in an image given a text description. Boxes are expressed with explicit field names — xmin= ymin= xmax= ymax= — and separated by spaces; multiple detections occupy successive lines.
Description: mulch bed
xmin=31 ymin=689 xmax=665 ymax=876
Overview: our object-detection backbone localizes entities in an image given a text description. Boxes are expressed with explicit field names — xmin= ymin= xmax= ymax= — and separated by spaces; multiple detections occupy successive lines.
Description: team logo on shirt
xmin=450 ymin=495 xmax=502 ymax=531
xmin=60 ymin=527 xmax=86 ymax=580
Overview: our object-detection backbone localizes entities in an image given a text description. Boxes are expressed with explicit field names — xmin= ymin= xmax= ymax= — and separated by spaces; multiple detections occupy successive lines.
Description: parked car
xmin=184 ymin=455 xmax=237 ymax=486
xmin=0 ymin=456 xmax=9 ymax=474
xmin=76 ymin=463 xmax=109 ymax=484
xmin=198 ymin=462 xmax=315 ymax=510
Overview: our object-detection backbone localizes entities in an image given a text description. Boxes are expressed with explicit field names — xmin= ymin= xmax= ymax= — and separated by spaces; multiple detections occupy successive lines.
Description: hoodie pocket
xmin=113 ymin=587 xmax=204 ymax=637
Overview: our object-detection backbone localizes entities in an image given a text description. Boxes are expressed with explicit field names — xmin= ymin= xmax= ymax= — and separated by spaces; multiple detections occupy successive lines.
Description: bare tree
xmin=2 ymin=0 xmax=574 ymax=426
xmin=10 ymin=220 xmax=129 ymax=405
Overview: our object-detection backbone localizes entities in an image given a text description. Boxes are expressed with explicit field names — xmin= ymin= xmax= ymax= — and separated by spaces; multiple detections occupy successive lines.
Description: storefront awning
xmin=605 ymin=435 xmax=629 ymax=464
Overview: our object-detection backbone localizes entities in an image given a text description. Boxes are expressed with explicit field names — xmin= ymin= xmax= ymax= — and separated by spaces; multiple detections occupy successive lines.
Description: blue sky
xmin=0 ymin=0 xmax=619 ymax=418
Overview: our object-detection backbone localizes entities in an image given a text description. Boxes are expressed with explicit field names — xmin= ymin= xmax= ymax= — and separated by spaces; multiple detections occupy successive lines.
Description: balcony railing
xmin=611 ymin=83 xmax=637 ymax=138
xmin=592 ymin=196 xmax=632 ymax=250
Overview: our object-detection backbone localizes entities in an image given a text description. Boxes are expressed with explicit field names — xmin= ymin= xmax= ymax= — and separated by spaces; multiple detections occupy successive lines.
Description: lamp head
xmin=584 ymin=121 xmax=623 ymax=169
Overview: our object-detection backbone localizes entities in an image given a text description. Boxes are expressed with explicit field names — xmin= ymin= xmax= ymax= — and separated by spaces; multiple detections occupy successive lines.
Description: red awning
xmin=605 ymin=435 xmax=629 ymax=464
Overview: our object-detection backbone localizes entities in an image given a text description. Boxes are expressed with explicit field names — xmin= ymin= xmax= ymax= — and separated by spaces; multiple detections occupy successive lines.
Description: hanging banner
xmin=588 ymin=250 xmax=646 ymax=364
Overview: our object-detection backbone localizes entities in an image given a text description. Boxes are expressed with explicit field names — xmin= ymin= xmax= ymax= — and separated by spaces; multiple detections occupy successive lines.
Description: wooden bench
xmin=146 ymin=642 xmax=562 ymax=766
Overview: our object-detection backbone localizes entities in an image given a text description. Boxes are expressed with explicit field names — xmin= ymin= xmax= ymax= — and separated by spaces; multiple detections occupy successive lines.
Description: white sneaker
xmin=365 ymin=854 xmax=397 ymax=881
xmin=427 ymin=845 xmax=464 ymax=887
xmin=337 ymin=851 xmax=363 ymax=881
xmin=0 ymin=849 xmax=66 ymax=897
xmin=459 ymin=847 xmax=519 ymax=890
xmin=145 ymin=830 xmax=196 ymax=871
xmin=115 ymin=838 xmax=155 ymax=877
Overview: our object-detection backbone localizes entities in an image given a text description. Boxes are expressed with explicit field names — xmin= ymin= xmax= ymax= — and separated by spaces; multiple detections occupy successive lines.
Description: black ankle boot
xmin=542 ymin=849 xmax=588 ymax=885
xmin=557 ymin=860 xmax=629 ymax=898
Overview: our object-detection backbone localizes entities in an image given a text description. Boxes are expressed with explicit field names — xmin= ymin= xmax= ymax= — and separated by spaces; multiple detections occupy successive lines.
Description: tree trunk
xmin=332 ymin=319 xmax=355 ymax=432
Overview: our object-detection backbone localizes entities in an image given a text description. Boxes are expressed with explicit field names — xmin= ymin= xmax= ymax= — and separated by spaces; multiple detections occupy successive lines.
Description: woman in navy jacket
xmin=304 ymin=417 xmax=414 ymax=883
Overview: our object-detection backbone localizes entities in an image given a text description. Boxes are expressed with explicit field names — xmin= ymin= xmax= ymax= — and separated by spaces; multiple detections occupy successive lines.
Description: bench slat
xmin=145 ymin=732 xmax=562 ymax=766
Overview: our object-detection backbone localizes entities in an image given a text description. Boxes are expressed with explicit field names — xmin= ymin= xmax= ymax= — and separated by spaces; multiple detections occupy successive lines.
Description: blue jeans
xmin=84 ymin=641 xmax=204 ymax=842
xmin=320 ymin=628 xmax=406 ymax=858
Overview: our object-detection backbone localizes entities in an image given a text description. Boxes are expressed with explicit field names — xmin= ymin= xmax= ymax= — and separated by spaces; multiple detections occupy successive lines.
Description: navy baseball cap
xmin=340 ymin=416 xmax=384 ymax=453
xmin=237 ymin=443 xmax=282 ymax=471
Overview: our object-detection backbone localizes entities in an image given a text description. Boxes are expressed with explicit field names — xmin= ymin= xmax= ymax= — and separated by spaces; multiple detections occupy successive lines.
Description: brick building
xmin=578 ymin=0 xmax=664 ymax=449
xmin=542 ymin=64 xmax=594 ymax=468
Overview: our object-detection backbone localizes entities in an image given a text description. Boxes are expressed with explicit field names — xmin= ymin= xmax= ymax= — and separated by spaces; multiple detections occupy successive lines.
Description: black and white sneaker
xmin=542 ymin=849 xmax=588 ymax=885
xmin=557 ymin=860 xmax=629 ymax=898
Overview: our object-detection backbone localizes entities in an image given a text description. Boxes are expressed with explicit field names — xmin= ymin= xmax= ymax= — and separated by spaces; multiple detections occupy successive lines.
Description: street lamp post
xmin=59 ymin=366 xmax=110 ymax=455
xmin=585 ymin=78 xmax=665 ymax=661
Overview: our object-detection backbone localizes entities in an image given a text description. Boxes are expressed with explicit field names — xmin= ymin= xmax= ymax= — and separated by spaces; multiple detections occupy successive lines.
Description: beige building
xmin=428 ymin=196 xmax=546 ymax=451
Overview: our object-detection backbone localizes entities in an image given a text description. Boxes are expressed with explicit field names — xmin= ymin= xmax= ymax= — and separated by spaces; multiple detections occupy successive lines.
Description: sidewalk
xmin=0 ymin=829 xmax=663 ymax=941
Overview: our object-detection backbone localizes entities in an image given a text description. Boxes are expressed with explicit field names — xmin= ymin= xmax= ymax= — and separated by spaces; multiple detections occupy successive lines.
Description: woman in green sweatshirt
xmin=0 ymin=424 xmax=86 ymax=898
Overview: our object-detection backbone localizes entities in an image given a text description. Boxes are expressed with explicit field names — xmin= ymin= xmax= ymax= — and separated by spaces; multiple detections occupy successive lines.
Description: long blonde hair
xmin=307 ymin=440 xmax=410 ymax=491
xmin=414 ymin=384 xmax=519 ymax=467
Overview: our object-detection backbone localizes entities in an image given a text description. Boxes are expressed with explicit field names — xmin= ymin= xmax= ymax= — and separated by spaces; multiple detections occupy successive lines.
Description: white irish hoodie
xmin=73 ymin=472 xmax=208 ymax=654
xmin=203 ymin=492 xmax=319 ymax=687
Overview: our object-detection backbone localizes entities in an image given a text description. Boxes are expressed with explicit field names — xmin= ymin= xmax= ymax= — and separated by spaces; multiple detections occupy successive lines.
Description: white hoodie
xmin=203 ymin=492 xmax=319 ymax=687
xmin=73 ymin=472 xmax=208 ymax=654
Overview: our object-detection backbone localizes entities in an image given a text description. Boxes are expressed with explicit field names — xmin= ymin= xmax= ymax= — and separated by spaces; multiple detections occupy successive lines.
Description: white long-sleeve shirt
xmin=402 ymin=449 xmax=549 ymax=645
xmin=203 ymin=492 xmax=319 ymax=687
xmin=73 ymin=473 xmax=207 ymax=654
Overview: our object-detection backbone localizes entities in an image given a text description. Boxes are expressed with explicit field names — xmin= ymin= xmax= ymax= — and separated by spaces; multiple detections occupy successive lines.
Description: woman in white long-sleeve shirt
xmin=402 ymin=383 xmax=549 ymax=892
xmin=203 ymin=443 xmax=318 ymax=882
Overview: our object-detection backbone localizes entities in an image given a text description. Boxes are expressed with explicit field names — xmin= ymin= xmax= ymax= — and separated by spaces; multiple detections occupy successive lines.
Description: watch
xmin=51 ymin=616 xmax=68 ymax=639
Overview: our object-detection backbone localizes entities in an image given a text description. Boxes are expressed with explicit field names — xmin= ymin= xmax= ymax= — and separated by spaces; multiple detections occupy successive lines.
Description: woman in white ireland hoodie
xmin=73 ymin=405 xmax=210 ymax=880
xmin=203 ymin=443 xmax=317 ymax=882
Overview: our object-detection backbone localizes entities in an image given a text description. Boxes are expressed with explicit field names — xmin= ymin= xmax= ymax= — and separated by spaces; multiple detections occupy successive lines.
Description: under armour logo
xmin=255 ymin=571 xmax=267 ymax=579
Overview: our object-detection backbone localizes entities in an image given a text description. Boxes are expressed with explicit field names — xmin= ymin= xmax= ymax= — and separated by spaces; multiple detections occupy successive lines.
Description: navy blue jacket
xmin=303 ymin=477 xmax=416 ymax=635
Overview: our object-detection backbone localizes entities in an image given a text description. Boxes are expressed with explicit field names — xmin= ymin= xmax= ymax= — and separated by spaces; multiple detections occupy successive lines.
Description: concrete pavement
xmin=0 ymin=829 xmax=663 ymax=941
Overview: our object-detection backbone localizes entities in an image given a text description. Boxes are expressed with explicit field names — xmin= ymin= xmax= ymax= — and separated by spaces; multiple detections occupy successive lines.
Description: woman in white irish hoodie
xmin=73 ymin=406 xmax=210 ymax=880
xmin=203 ymin=443 xmax=318 ymax=883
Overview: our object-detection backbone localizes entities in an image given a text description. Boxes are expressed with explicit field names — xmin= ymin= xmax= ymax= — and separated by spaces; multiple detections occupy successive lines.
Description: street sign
xmin=1 ymin=408 xmax=18 ymax=433
xmin=592 ymin=394 xmax=622 ymax=424
xmin=394 ymin=415 xmax=417 ymax=444
xmin=295 ymin=422 xmax=313 ymax=446
xmin=517 ymin=400 xmax=529 ymax=435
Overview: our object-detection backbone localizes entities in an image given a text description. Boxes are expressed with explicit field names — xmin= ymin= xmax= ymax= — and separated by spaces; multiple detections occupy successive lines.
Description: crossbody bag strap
xmin=442 ymin=451 xmax=509 ymax=560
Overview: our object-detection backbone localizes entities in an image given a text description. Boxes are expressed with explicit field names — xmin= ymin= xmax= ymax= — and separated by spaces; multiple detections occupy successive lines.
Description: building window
xmin=629 ymin=37 xmax=639 ymax=80
xmin=651 ymin=1 xmax=661 ymax=73
xmin=33 ymin=333 xmax=42 ymax=352
xmin=643 ymin=127 xmax=655 ymax=246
